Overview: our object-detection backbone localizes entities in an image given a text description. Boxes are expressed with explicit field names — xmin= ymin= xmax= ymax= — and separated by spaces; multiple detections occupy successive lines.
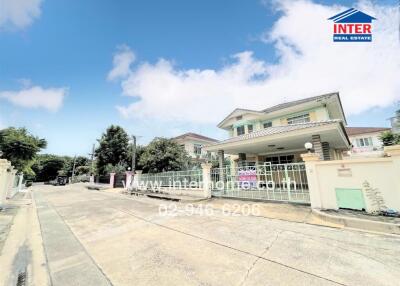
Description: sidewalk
xmin=90 ymin=184 xmax=400 ymax=235
xmin=195 ymin=198 xmax=400 ymax=235
xmin=0 ymin=191 xmax=49 ymax=286
xmin=199 ymin=198 xmax=342 ymax=228
xmin=99 ymin=186 xmax=206 ymax=202
xmin=34 ymin=191 xmax=111 ymax=286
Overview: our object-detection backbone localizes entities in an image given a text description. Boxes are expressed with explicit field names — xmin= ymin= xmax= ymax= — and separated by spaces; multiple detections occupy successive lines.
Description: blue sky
xmin=0 ymin=0 xmax=399 ymax=156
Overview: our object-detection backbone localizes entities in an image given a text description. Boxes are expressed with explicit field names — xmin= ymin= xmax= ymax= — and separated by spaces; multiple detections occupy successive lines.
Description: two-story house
xmin=172 ymin=132 xmax=219 ymax=160
xmin=204 ymin=93 xmax=351 ymax=166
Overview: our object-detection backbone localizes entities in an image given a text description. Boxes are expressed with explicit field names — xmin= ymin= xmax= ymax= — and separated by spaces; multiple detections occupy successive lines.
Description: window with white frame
xmin=263 ymin=122 xmax=272 ymax=128
xmin=248 ymin=124 xmax=253 ymax=133
xmin=355 ymin=137 xmax=373 ymax=147
xmin=237 ymin=125 xmax=245 ymax=136
xmin=287 ymin=113 xmax=310 ymax=125
xmin=193 ymin=144 xmax=202 ymax=155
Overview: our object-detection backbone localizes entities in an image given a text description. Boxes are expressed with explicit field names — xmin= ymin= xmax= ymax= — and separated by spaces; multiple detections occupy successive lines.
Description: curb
xmin=312 ymin=209 xmax=400 ymax=235
xmin=131 ymin=190 xmax=207 ymax=202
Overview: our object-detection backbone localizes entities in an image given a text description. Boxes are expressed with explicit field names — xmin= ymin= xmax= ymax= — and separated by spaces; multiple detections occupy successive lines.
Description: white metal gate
xmin=211 ymin=163 xmax=310 ymax=203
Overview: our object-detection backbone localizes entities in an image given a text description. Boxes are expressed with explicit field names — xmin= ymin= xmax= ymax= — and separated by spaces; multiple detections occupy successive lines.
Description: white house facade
xmin=172 ymin=133 xmax=219 ymax=159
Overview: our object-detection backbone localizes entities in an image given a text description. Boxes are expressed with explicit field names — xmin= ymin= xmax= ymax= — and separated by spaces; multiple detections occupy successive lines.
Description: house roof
xmin=172 ymin=132 xmax=219 ymax=143
xmin=345 ymin=127 xmax=390 ymax=136
xmin=328 ymin=8 xmax=376 ymax=23
xmin=261 ymin=92 xmax=338 ymax=113
xmin=217 ymin=92 xmax=346 ymax=128
xmin=209 ymin=120 xmax=344 ymax=146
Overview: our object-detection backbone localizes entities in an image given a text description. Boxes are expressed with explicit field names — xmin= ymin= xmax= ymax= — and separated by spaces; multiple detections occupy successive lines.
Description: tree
xmin=390 ymin=108 xmax=400 ymax=133
xmin=95 ymin=125 xmax=129 ymax=175
xmin=139 ymin=137 xmax=190 ymax=173
xmin=31 ymin=154 xmax=66 ymax=182
xmin=0 ymin=127 xmax=47 ymax=172
xmin=380 ymin=130 xmax=400 ymax=146
xmin=61 ymin=156 xmax=89 ymax=177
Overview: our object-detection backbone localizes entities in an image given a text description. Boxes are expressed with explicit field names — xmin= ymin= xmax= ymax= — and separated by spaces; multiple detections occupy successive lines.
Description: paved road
xmin=32 ymin=184 xmax=400 ymax=286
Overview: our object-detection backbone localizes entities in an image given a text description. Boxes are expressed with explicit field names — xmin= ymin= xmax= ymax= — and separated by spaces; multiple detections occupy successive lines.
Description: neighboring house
xmin=172 ymin=133 xmax=219 ymax=159
xmin=345 ymin=127 xmax=390 ymax=153
xmin=204 ymin=92 xmax=351 ymax=166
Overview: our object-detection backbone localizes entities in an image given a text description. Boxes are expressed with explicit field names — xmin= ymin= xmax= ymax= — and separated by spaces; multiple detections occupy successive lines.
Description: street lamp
xmin=304 ymin=142 xmax=313 ymax=153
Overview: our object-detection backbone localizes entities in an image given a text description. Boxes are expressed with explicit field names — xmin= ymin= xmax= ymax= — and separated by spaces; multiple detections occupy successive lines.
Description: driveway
xmin=31 ymin=184 xmax=400 ymax=286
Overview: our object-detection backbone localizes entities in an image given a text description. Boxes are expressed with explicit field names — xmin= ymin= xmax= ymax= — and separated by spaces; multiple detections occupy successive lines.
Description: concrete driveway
xmin=30 ymin=184 xmax=400 ymax=286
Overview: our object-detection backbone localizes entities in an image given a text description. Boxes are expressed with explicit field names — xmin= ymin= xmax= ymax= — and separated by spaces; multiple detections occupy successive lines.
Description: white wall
xmin=304 ymin=153 xmax=400 ymax=212
xmin=175 ymin=138 xmax=216 ymax=158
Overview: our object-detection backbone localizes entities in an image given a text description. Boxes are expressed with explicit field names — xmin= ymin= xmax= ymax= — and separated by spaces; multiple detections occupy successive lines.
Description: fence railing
xmin=138 ymin=169 xmax=203 ymax=190
xmin=211 ymin=163 xmax=310 ymax=203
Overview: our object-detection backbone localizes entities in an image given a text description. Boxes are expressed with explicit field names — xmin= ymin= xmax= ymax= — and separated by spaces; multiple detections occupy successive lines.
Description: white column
xmin=0 ymin=160 xmax=12 ymax=206
xmin=132 ymin=170 xmax=142 ymax=190
xmin=301 ymin=153 xmax=324 ymax=209
xmin=125 ymin=171 xmax=133 ymax=189
xmin=109 ymin=173 xmax=116 ymax=188
xmin=201 ymin=163 xmax=212 ymax=198
xmin=6 ymin=168 xmax=16 ymax=199
xmin=0 ymin=160 xmax=10 ymax=207
xmin=17 ymin=173 xmax=24 ymax=192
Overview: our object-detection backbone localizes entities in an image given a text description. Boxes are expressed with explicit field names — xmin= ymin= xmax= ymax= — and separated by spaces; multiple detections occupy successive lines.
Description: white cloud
xmin=0 ymin=0 xmax=43 ymax=30
xmin=107 ymin=45 xmax=136 ymax=81
xmin=0 ymin=85 xmax=67 ymax=112
xmin=112 ymin=0 xmax=400 ymax=124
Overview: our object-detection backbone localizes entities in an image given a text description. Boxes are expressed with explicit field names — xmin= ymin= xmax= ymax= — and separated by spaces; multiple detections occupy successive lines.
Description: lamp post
xmin=304 ymin=142 xmax=313 ymax=153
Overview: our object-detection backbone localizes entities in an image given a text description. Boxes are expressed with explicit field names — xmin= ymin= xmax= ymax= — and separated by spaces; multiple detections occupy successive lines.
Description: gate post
xmin=0 ymin=159 xmax=11 ymax=208
xmin=125 ymin=171 xmax=133 ymax=189
xmin=132 ymin=170 xmax=142 ymax=191
xmin=301 ymin=153 xmax=322 ymax=209
xmin=201 ymin=163 xmax=212 ymax=198
xmin=109 ymin=173 xmax=116 ymax=188
xmin=17 ymin=173 xmax=24 ymax=192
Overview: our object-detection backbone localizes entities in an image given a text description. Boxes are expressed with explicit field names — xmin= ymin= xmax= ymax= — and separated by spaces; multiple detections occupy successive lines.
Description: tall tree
xmin=31 ymin=154 xmax=66 ymax=182
xmin=139 ymin=138 xmax=190 ymax=173
xmin=95 ymin=125 xmax=129 ymax=174
xmin=0 ymin=127 xmax=47 ymax=172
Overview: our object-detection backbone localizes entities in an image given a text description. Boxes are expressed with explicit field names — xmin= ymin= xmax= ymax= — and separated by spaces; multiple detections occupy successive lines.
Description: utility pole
xmin=71 ymin=155 xmax=77 ymax=182
xmin=89 ymin=144 xmax=95 ymax=175
xmin=131 ymin=135 xmax=136 ymax=173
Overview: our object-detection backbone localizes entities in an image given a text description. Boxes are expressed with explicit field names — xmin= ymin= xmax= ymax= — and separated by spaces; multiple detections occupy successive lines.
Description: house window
xmin=356 ymin=137 xmax=373 ymax=147
xmin=193 ymin=144 xmax=202 ymax=155
xmin=287 ymin=113 xmax=310 ymax=125
xmin=248 ymin=124 xmax=253 ymax=133
xmin=237 ymin=126 xmax=245 ymax=136
xmin=265 ymin=155 xmax=294 ymax=164
xmin=236 ymin=115 xmax=243 ymax=121
xmin=263 ymin=122 xmax=272 ymax=128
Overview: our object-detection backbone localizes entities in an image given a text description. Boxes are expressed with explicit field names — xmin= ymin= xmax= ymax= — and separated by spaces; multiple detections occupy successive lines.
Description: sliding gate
xmin=211 ymin=163 xmax=310 ymax=203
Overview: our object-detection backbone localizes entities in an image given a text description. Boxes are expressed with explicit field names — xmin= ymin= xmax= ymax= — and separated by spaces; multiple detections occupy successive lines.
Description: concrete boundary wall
xmin=0 ymin=159 xmax=16 ymax=207
xmin=302 ymin=145 xmax=400 ymax=212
